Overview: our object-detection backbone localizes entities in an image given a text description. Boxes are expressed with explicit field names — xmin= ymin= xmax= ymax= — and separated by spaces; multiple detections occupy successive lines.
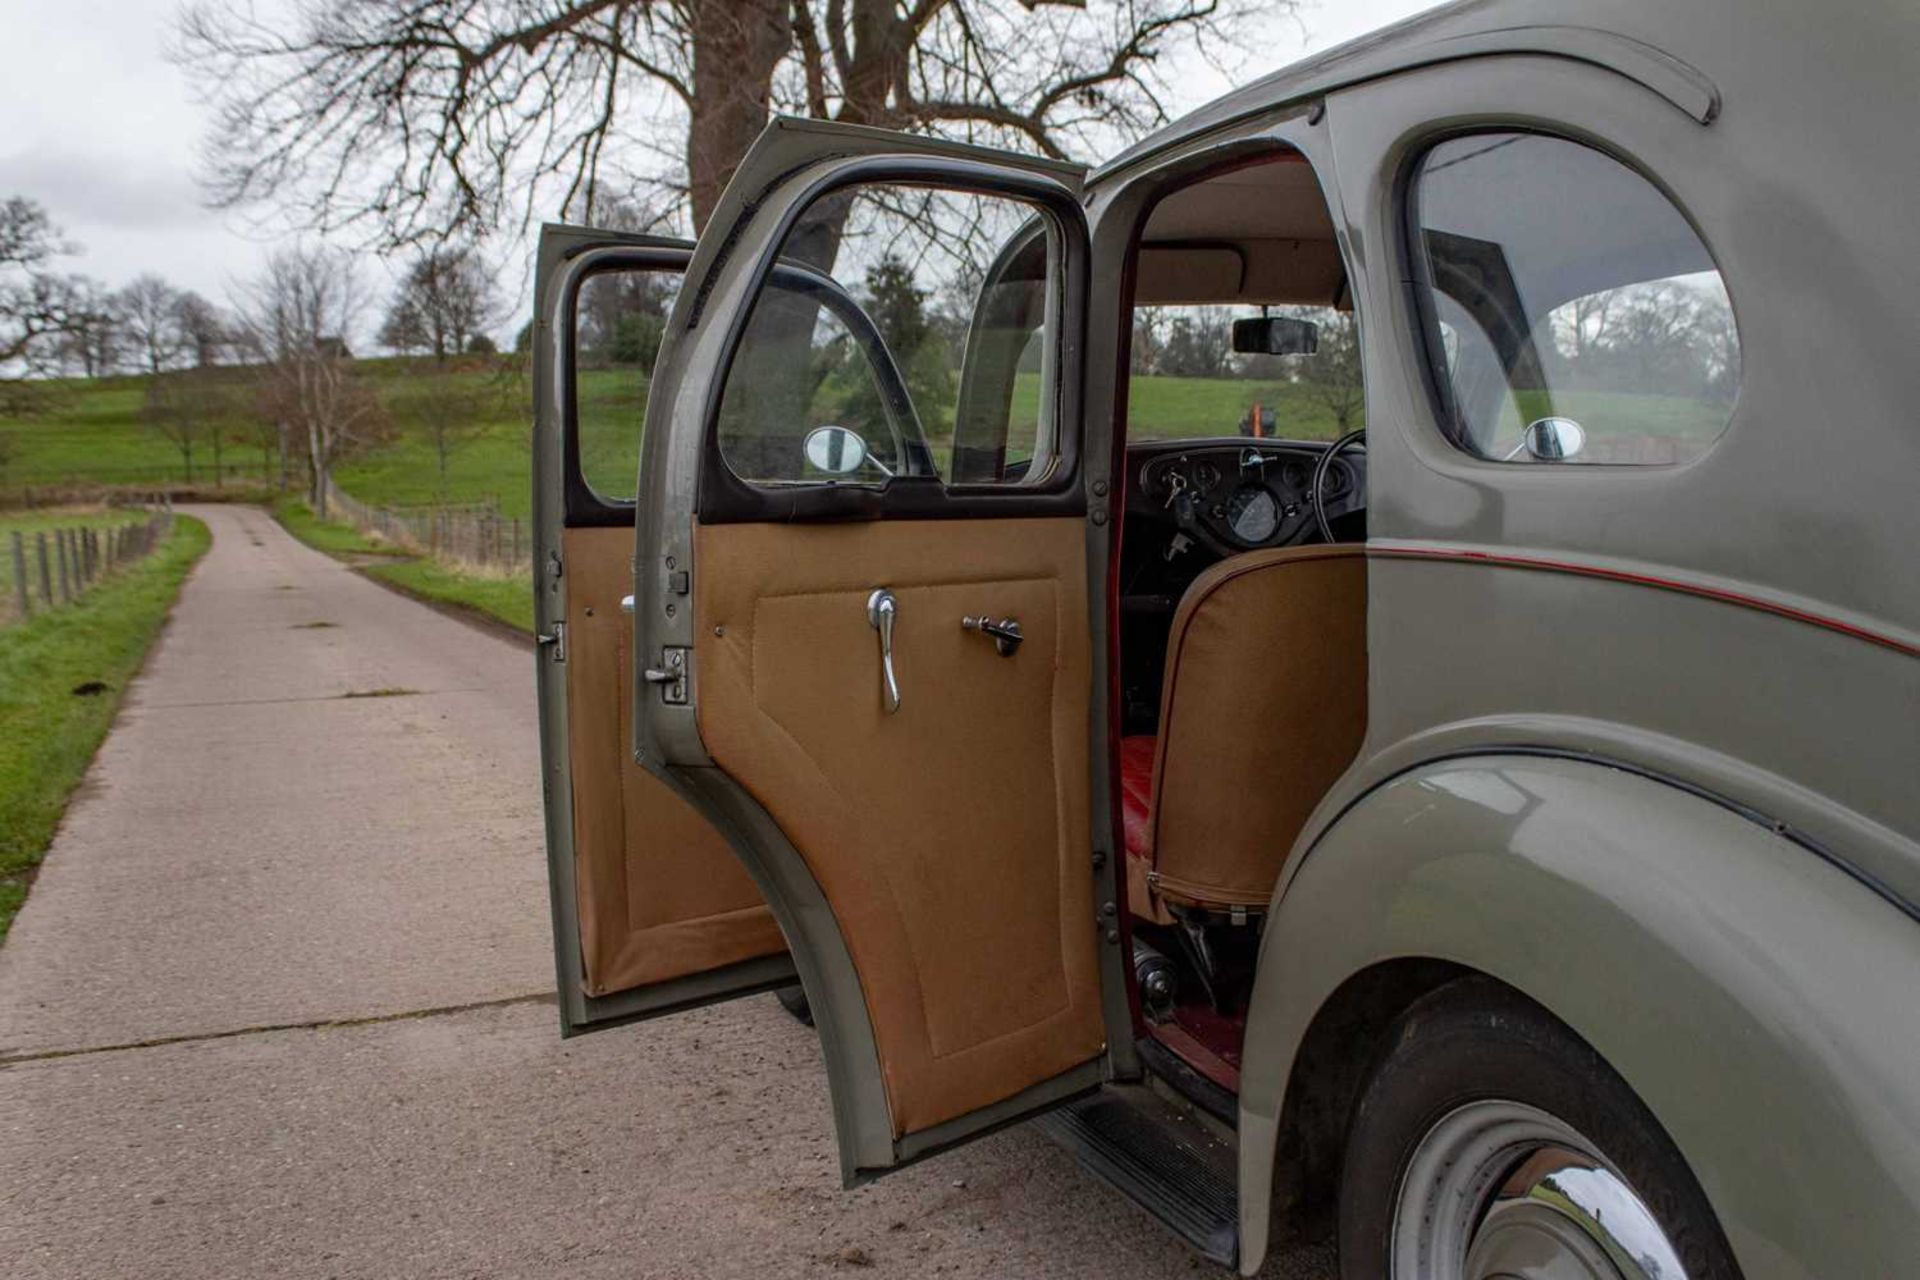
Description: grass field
xmin=4 ymin=360 xmax=1356 ymax=519
xmin=4 ymin=351 xmax=1737 ymax=519
xmin=0 ymin=514 xmax=210 ymax=940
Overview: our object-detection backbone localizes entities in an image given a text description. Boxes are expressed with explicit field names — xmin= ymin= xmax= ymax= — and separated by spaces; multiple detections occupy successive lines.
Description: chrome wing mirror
xmin=804 ymin=424 xmax=892 ymax=478
xmin=1506 ymin=416 xmax=1586 ymax=463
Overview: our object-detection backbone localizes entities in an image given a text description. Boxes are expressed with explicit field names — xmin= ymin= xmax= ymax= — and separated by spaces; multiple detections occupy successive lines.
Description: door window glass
xmin=1410 ymin=132 xmax=1739 ymax=465
xmin=574 ymin=267 xmax=682 ymax=501
xmin=714 ymin=185 xmax=1060 ymax=488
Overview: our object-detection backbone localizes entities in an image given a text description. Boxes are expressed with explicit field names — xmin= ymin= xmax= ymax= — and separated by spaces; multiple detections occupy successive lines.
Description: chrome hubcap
xmin=1391 ymin=1101 xmax=1690 ymax=1280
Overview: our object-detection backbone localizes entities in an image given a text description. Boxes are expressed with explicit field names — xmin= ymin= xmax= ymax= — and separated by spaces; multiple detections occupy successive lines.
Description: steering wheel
xmin=1311 ymin=429 xmax=1366 ymax=544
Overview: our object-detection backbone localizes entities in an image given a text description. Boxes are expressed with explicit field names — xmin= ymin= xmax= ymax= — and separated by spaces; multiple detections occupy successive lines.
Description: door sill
xmin=1137 ymin=1033 xmax=1238 ymax=1127
xmin=1034 ymin=1083 xmax=1238 ymax=1267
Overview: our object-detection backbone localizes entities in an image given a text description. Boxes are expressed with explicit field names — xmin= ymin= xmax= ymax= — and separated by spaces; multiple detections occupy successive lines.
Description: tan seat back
xmin=1145 ymin=544 xmax=1368 ymax=910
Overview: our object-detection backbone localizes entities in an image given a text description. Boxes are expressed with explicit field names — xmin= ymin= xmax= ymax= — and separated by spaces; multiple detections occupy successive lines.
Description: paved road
xmin=0 ymin=505 xmax=1333 ymax=1279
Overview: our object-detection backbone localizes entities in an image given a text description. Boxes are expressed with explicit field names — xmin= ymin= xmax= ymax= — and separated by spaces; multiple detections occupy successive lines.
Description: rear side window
xmin=1409 ymin=132 xmax=1739 ymax=465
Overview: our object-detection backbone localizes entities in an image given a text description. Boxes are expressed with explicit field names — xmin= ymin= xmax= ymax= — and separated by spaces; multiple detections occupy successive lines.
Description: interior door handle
xmin=961 ymin=614 xmax=1023 ymax=657
xmin=867 ymin=588 xmax=901 ymax=714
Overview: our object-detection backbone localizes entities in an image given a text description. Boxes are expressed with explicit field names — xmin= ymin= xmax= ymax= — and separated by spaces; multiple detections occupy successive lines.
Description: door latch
xmin=643 ymin=646 xmax=690 ymax=705
xmin=961 ymin=614 xmax=1023 ymax=657
xmin=537 ymin=621 xmax=566 ymax=662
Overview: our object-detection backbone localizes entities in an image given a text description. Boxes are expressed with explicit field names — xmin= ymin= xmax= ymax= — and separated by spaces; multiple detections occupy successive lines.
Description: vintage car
xmin=529 ymin=0 xmax=1920 ymax=1275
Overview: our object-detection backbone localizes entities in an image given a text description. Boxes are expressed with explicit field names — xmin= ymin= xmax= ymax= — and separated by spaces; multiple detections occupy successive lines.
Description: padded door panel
xmin=563 ymin=527 xmax=786 ymax=995
xmin=694 ymin=516 xmax=1104 ymax=1136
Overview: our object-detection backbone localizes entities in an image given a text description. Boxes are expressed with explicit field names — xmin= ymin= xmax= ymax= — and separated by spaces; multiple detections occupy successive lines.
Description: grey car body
xmin=531 ymin=1 xmax=1920 ymax=1276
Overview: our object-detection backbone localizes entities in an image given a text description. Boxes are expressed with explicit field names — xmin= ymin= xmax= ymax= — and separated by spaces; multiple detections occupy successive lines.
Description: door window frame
xmin=693 ymin=155 xmax=1091 ymax=524
xmin=559 ymin=245 xmax=694 ymax=526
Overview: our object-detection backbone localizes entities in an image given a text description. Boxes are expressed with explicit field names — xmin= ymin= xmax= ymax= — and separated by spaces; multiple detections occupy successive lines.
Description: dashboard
xmin=1127 ymin=438 xmax=1363 ymax=554
xmin=1116 ymin=437 xmax=1365 ymax=735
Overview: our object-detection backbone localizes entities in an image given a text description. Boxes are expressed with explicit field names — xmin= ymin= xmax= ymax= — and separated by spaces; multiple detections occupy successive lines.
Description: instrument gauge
xmin=1225 ymin=485 xmax=1281 ymax=544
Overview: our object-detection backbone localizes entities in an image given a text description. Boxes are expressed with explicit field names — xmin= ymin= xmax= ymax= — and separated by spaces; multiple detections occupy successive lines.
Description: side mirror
xmin=803 ymin=424 xmax=887 ymax=477
xmin=1520 ymin=416 xmax=1586 ymax=462
xmin=1232 ymin=316 xmax=1319 ymax=356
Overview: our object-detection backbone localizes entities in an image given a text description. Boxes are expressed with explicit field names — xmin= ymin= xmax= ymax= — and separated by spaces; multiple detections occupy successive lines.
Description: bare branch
xmin=175 ymin=0 xmax=1272 ymax=248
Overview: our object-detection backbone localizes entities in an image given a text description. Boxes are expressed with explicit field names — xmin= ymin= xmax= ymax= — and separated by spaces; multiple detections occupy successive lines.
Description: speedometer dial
xmin=1225 ymin=485 xmax=1280 ymax=544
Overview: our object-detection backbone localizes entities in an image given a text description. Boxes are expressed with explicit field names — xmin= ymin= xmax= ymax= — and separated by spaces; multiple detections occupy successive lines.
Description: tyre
xmin=774 ymin=984 xmax=813 ymax=1026
xmin=1337 ymin=976 xmax=1741 ymax=1280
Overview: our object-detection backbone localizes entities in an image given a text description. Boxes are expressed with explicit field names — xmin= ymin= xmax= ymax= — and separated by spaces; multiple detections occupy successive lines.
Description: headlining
xmin=1133 ymin=158 xmax=1347 ymax=308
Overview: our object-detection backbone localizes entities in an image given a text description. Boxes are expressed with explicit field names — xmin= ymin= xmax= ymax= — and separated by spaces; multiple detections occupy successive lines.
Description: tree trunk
xmin=686 ymin=0 xmax=790 ymax=232
xmin=308 ymin=420 xmax=328 ymax=516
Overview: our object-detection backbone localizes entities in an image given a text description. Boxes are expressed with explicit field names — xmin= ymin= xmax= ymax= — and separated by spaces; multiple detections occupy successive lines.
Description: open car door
xmin=535 ymin=228 xmax=802 ymax=1032
xmin=536 ymin=222 xmax=979 ymax=1031
xmin=626 ymin=119 xmax=1118 ymax=1179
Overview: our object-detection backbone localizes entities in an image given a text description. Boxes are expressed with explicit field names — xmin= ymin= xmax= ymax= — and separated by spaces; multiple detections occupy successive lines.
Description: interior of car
xmin=1109 ymin=150 xmax=1369 ymax=1106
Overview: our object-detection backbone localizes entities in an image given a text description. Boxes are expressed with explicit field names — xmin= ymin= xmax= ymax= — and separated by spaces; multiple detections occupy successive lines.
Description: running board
xmin=1034 ymin=1085 xmax=1239 ymax=1267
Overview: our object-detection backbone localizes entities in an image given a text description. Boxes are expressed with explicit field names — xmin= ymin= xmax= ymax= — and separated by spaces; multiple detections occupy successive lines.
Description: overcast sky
xmin=0 ymin=0 xmax=1444 ymax=335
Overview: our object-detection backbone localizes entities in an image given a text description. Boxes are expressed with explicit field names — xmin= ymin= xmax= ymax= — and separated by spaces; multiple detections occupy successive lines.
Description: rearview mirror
xmin=1232 ymin=316 xmax=1319 ymax=356
xmin=804 ymin=424 xmax=885 ymax=476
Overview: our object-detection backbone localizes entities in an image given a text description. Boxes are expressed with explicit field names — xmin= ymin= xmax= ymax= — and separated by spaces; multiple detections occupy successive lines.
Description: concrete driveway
xmin=0 ymin=504 xmax=1332 ymax=1279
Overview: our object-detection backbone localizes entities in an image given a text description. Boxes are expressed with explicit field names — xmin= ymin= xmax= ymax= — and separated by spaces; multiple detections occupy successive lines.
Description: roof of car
xmin=1090 ymin=0 xmax=1720 ymax=183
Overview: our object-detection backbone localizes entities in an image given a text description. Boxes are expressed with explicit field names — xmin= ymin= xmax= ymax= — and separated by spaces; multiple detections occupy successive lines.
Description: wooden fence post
xmin=36 ymin=532 xmax=52 ymax=605
xmin=55 ymin=529 xmax=71 ymax=602
xmin=11 ymin=532 xmax=27 ymax=619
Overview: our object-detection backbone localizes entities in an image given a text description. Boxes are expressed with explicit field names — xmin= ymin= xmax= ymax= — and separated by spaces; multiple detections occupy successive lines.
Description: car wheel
xmin=1337 ymin=976 xmax=1741 ymax=1280
xmin=774 ymin=984 xmax=813 ymax=1026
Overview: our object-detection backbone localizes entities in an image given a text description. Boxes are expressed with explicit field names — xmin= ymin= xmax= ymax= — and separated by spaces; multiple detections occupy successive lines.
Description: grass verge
xmin=363 ymin=559 xmax=535 ymax=634
xmin=0 ymin=515 xmax=211 ymax=941
xmin=270 ymin=497 xmax=409 ymax=558
xmin=272 ymin=499 xmax=534 ymax=636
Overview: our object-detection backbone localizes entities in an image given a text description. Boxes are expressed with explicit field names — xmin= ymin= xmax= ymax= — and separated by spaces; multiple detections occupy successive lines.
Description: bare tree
xmin=117 ymin=273 xmax=190 ymax=374
xmin=174 ymin=290 xmax=231 ymax=367
xmin=2 ymin=197 xmax=95 ymax=405
xmin=378 ymin=297 xmax=429 ymax=357
xmin=57 ymin=281 xmax=123 ymax=378
xmin=231 ymin=245 xmax=390 ymax=514
xmin=144 ymin=369 xmax=250 ymax=485
xmin=1292 ymin=309 xmax=1363 ymax=434
xmin=174 ymin=1 xmax=1263 ymax=247
xmin=142 ymin=371 xmax=207 ymax=483
xmin=382 ymin=246 xmax=499 ymax=362
xmin=410 ymin=361 xmax=504 ymax=497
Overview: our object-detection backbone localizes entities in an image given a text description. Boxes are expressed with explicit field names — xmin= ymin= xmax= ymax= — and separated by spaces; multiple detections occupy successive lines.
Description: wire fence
xmin=321 ymin=480 xmax=532 ymax=575
xmin=4 ymin=506 xmax=176 ymax=627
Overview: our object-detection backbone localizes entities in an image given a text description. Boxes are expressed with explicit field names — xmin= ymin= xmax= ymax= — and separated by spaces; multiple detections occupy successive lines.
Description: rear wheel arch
xmin=1259 ymin=956 xmax=1468 ymax=1248
xmin=1234 ymin=753 xmax=1920 ymax=1278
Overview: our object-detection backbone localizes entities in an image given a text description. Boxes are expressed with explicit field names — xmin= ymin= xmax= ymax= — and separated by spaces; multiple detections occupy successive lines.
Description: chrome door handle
xmin=867 ymin=588 xmax=900 ymax=713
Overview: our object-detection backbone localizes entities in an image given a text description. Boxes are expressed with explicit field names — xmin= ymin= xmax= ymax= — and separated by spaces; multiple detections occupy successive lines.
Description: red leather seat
xmin=1119 ymin=735 xmax=1157 ymax=862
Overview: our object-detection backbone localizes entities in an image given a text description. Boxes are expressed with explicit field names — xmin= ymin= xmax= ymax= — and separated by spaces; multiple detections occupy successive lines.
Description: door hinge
xmin=642 ymin=646 xmax=690 ymax=704
xmin=538 ymin=621 xmax=567 ymax=662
